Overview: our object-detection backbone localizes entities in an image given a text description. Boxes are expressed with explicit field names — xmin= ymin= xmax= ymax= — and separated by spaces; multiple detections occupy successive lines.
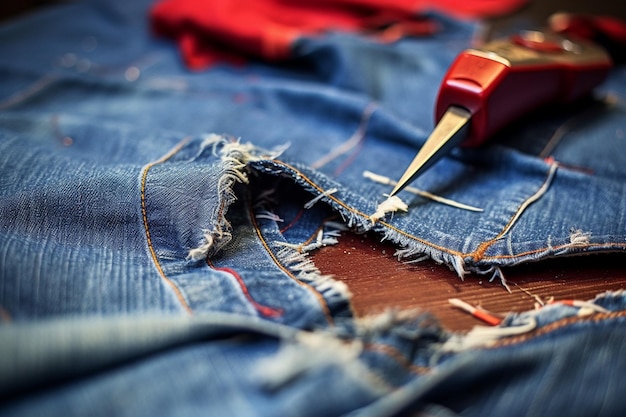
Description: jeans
xmin=1 ymin=0 xmax=626 ymax=415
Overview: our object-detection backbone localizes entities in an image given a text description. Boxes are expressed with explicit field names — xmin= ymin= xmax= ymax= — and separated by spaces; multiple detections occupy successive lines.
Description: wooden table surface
xmin=312 ymin=232 xmax=626 ymax=331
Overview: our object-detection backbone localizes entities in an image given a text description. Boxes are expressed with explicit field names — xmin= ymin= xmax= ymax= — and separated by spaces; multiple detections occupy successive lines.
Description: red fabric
xmin=150 ymin=0 xmax=527 ymax=70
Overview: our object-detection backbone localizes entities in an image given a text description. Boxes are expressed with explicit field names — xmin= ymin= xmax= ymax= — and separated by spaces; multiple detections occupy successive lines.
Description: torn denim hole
xmin=248 ymin=158 xmax=473 ymax=279
xmin=187 ymin=134 xmax=289 ymax=261
xmin=185 ymin=133 xmax=610 ymax=292
xmin=243 ymin=176 xmax=353 ymax=323
xmin=251 ymin=176 xmax=345 ymax=253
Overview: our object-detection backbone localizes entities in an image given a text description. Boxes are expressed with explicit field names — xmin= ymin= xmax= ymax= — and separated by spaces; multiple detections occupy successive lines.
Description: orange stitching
xmin=269 ymin=160 xmax=626 ymax=263
xmin=270 ymin=160 xmax=460 ymax=255
xmin=490 ymin=310 xmax=626 ymax=349
xmin=249 ymin=200 xmax=336 ymax=326
xmin=479 ymin=242 xmax=626 ymax=260
xmin=141 ymin=138 xmax=193 ymax=314
xmin=470 ymin=163 xmax=558 ymax=261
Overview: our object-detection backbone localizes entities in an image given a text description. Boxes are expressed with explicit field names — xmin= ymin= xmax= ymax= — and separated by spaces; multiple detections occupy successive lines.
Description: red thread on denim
xmin=211 ymin=264 xmax=284 ymax=318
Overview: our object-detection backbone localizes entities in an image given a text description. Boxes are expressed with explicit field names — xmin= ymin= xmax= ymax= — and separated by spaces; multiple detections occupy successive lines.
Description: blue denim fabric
xmin=1 ymin=0 xmax=626 ymax=416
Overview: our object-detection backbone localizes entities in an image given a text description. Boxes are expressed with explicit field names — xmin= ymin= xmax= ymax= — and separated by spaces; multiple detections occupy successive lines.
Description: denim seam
xmin=269 ymin=160 xmax=466 ymax=257
xmin=140 ymin=137 xmax=193 ymax=314
xmin=470 ymin=161 xmax=559 ymax=261
xmin=478 ymin=243 xmax=626 ymax=261
xmin=268 ymin=160 xmax=626 ymax=271
xmin=490 ymin=310 xmax=626 ymax=349
xmin=248 ymin=197 xmax=337 ymax=326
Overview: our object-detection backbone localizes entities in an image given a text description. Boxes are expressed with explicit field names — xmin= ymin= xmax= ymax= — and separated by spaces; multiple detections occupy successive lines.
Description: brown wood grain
xmin=312 ymin=232 xmax=626 ymax=331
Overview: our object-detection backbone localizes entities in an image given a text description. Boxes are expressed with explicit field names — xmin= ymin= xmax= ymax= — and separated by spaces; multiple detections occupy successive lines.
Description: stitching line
xmin=269 ymin=160 xmax=626 ymax=263
xmin=141 ymin=137 xmax=193 ymax=314
xmin=311 ymin=103 xmax=376 ymax=170
xmin=490 ymin=310 xmax=626 ymax=349
xmin=270 ymin=160 xmax=459 ymax=255
xmin=470 ymin=162 xmax=559 ymax=261
xmin=206 ymin=260 xmax=284 ymax=318
xmin=249 ymin=199 xmax=336 ymax=326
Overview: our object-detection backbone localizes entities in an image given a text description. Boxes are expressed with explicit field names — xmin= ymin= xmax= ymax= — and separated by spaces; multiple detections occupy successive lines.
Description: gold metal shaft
xmin=389 ymin=106 xmax=471 ymax=197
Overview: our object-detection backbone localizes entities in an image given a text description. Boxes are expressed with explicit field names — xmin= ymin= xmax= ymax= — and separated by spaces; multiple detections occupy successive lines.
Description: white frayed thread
xmin=487 ymin=267 xmax=511 ymax=293
xmin=442 ymin=317 xmax=537 ymax=352
xmin=403 ymin=255 xmax=430 ymax=264
xmin=369 ymin=195 xmax=408 ymax=223
xmin=253 ymin=331 xmax=391 ymax=394
xmin=363 ymin=170 xmax=483 ymax=212
xmin=569 ymin=229 xmax=591 ymax=245
xmin=449 ymin=298 xmax=502 ymax=326
xmin=353 ymin=308 xmax=428 ymax=337
xmin=304 ymin=188 xmax=338 ymax=209
xmin=450 ymin=255 xmax=468 ymax=279
xmin=256 ymin=211 xmax=284 ymax=222
xmin=188 ymin=135 xmax=287 ymax=261
xmin=513 ymin=282 xmax=545 ymax=306
xmin=188 ymin=229 xmax=232 ymax=261
xmin=549 ymin=299 xmax=610 ymax=316
xmin=575 ymin=301 xmax=610 ymax=316
xmin=393 ymin=247 xmax=467 ymax=279
xmin=275 ymin=230 xmax=338 ymax=253
xmin=275 ymin=247 xmax=351 ymax=299
xmin=275 ymin=220 xmax=347 ymax=253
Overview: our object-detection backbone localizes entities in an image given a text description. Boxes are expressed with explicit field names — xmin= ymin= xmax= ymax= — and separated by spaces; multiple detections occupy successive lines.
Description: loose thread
xmin=363 ymin=170 xmax=483 ymax=212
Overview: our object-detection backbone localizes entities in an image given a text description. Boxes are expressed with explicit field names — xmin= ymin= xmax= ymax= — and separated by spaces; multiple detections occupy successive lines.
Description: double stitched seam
xmin=490 ymin=310 xmax=626 ymax=349
xmin=248 ymin=199 xmax=336 ymax=326
xmin=271 ymin=161 xmax=626 ymax=262
xmin=141 ymin=137 xmax=193 ymax=314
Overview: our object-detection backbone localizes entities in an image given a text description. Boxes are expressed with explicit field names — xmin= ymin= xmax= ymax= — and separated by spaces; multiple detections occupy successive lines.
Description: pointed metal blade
xmin=389 ymin=106 xmax=471 ymax=197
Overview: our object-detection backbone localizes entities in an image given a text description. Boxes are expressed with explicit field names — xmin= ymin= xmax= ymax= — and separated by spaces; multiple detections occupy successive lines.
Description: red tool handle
xmin=435 ymin=31 xmax=613 ymax=147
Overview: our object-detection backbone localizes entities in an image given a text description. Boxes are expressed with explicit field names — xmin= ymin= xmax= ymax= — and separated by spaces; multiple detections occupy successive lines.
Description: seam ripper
xmin=389 ymin=30 xmax=612 ymax=197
